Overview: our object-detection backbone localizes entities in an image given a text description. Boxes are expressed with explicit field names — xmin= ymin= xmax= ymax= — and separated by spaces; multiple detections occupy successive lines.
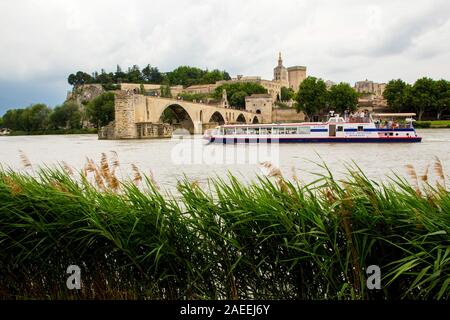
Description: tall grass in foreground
xmin=0 ymin=156 xmax=449 ymax=300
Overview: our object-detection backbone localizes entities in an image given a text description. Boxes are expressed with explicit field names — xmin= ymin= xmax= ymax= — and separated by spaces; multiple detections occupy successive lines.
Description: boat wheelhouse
xmin=203 ymin=112 xmax=422 ymax=143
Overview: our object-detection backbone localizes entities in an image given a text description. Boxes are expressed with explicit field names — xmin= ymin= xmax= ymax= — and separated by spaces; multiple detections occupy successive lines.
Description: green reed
xmin=0 ymin=160 xmax=449 ymax=300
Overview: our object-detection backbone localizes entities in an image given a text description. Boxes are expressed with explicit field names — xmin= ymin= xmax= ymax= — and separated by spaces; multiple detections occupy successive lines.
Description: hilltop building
xmin=354 ymin=79 xmax=388 ymax=112
xmin=354 ymin=79 xmax=386 ymax=97
xmin=120 ymin=53 xmax=307 ymax=102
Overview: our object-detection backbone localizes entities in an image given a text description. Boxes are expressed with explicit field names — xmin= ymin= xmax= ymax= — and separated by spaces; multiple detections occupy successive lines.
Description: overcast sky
xmin=1 ymin=0 xmax=449 ymax=114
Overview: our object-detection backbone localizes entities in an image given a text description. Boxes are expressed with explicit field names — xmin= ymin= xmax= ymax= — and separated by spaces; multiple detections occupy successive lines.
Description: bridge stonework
xmin=102 ymin=91 xmax=261 ymax=139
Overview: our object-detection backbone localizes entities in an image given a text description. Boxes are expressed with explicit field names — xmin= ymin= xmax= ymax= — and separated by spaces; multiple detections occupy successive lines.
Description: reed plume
xmin=61 ymin=161 xmax=74 ymax=176
xmin=260 ymin=161 xmax=288 ymax=193
xmin=100 ymin=153 xmax=111 ymax=180
xmin=131 ymin=164 xmax=142 ymax=185
xmin=18 ymin=150 xmax=32 ymax=169
xmin=148 ymin=169 xmax=159 ymax=190
xmin=260 ymin=161 xmax=283 ymax=179
xmin=434 ymin=157 xmax=446 ymax=189
xmin=420 ymin=164 xmax=429 ymax=183
xmin=110 ymin=151 xmax=120 ymax=169
xmin=406 ymin=164 xmax=421 ymax=196
xmin=291 ymin=166 xmax=299 ymax=183
xmin=84 ymin=157 xmax=96 ymax=173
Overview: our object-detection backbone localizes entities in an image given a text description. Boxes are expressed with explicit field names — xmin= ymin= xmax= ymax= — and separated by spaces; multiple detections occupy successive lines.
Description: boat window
xmin=357 ymin=126 xmax=364 ymax=132
xmin=389 ymin=132 xmax=394 ymax=136
xmin=247 ymin=128 xmax=260 ymax=135
xmin=225 ymin=128 xmax=235 ymax=135
xmin=337 ymin=126 xmax=343 ymax=132
xmin=298 ymin=126 xmax=310 ymax=134
xmin=286 ymin=127 xmax=297 ymax=134
xmin=273 ymin=127 xmax=285 ymax=134
xmin=235 ymin=127 xmax=246 ymax=134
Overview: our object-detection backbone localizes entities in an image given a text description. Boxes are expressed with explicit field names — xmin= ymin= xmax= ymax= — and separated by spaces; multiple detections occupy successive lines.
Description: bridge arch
xmin=159 ymin=103 xmax=195 ymax=133
xmin=208 ymin=111 xmax=225 ymax=125
xmin=252 ymin=116 xmax=259 ymax=124
xmin=235 ymin=113 xmax=246 ymax=123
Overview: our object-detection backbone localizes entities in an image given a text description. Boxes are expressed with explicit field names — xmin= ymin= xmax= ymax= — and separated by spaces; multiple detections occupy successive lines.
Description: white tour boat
xmin=203 ymin=112 xmax=422 ymax=143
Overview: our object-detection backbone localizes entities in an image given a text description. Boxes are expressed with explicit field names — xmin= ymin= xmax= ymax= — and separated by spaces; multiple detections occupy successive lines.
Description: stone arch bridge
xmin=106 ymin=90 xmax=261 ymax=139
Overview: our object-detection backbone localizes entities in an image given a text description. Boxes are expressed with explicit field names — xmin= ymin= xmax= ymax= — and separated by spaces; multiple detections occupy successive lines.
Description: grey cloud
xmin=0 ymin=0 xmax=449 ymax=110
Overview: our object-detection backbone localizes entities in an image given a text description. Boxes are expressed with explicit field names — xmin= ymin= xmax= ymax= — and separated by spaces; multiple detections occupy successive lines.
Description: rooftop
xmin=287 ymin=66 xmax=307 ymax=71
xmin=246 ymin=94 xmax=272 ymax=99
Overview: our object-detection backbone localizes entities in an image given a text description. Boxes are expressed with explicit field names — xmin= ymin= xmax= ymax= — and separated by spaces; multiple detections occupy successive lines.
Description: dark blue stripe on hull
xmin=207 ymin=137 xmax=422 ymax=143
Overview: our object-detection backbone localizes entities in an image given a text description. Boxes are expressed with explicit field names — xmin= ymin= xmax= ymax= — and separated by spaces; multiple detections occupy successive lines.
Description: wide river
xmin=0 ymin=129 xmax=449 ymax=191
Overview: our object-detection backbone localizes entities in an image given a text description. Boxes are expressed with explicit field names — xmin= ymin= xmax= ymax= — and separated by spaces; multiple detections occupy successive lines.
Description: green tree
xmin=229 ymin=91 xmax=248 ymax=109
xmin=179 ymin=92 xmax=208 ymax=102
xmin=294 ymin=77 xmax=328 ymax=120
xmin=96 ymin=71 xmax=115 ymax=86
xmin=411 ymin=77 xmax=436 ymax=121
xmin=212 ymin=82 xmax=267 ymax=109
xmin=20 ymin=104 xmax=51 ymax=132
xmin=142 ymin=65 xmax=163 ymax=84
xmin=140 ymin=84 xmax=146 ymax=95
xmin=201 ymin=69 xmax=228 ymax=84
xmin=166 ymin=66 xmax=230 ymax=87
xmin=328 ymin=83 xmax=359 ymax=114
xmin=67 ymin=71 xmax=93 ymax=86
xmin=434 ymin=79 xmax=450 ymax=120
xmin=49 ymin=102 xmax=81 ymax=129
xmin=160 ymin=85 xmax=172 ymax=98
xmin=383 ymin=79 xmax=410 ymax=112
xmin=167 ymin=66 xmax=205 ymax=87
xmin=2 ymin=109 xmax=24 ymax=130
xmin=114 ymin=65 xmax=126 ymax=83
xmin=223 ymin=71 xmax=231 ymax=81
xmin=86 ymin=92 xmax=115 ymax=128
xmin=280 ymin=87 xmax=295 ymax=101
xmin=127 ymin=65 xmax=144 ymax=83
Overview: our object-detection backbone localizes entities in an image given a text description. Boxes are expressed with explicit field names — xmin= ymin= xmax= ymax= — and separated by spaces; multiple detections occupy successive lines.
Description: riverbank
xmin=4 ymin=128 xmax=97 ymax=136
xmin=414 ymin=120 xmax=450 ymax=128
xmin=0 ymin=159 xmax=448 ymax=300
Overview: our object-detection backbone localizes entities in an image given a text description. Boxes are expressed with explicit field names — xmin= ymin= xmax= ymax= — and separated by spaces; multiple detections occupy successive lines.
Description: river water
xmin=0 ymin=129 xmax=449 ymax=191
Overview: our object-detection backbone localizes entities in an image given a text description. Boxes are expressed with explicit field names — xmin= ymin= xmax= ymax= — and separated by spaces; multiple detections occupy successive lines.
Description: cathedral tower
xmin=273 ymin=52 xmax=288 ymax=86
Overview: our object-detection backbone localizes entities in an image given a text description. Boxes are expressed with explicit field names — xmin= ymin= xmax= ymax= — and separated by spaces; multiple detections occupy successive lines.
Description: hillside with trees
xmin=67 ymin=65 xmax=231 ymax=89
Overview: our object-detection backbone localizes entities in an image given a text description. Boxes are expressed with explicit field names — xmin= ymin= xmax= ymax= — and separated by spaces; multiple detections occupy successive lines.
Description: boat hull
xmin=205 ymin=136 xmax=422 ymax=143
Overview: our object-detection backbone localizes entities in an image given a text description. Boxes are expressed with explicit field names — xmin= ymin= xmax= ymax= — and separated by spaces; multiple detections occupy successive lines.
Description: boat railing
xmin=345 ymin=116 xmax=371 ymax=123
xmin=374 ymin=122 xmax=413 ymax=129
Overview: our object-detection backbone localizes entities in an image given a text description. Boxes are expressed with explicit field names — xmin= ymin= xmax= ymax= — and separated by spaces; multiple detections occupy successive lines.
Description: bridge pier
xmin=194 ymin=121 xmax=203 ymax=135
